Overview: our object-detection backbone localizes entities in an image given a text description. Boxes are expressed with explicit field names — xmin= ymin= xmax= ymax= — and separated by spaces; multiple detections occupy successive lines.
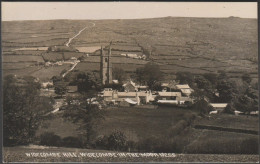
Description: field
xmin=3 ymin=146 xmax=259 ymax=162
xmin=36 ymin=107 xmax=195 ymax=142
xmin=194 ymin=114 xmax=259 ymax=131
xmin=2 ymin=17 xmax=258 ymax=81
xmin=3 ymin=55 xmax=44 ymax=62
xmin=31 ymin=65 xmax=72 ymax=81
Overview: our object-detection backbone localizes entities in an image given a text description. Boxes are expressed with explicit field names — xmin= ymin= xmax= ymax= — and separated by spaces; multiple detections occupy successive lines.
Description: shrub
xmin=107 ymin=131 xmax=127 ymax=151
xmin=40 ymin=132 xmax=61 ymax=147
xmin=95 ymin=135 xmax=109 ymax=149
xmin=169 ymin=120 xmax=189 ymax=137
xmin=223 ymin=103 xmax=235 ymax=114
xmin=62 ymin=136 xmax=83 ymax=148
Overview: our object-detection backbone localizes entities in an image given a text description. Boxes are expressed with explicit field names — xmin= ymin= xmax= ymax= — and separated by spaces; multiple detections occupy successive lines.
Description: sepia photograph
xmin=1 ymin=1 xmax=259 ymax=163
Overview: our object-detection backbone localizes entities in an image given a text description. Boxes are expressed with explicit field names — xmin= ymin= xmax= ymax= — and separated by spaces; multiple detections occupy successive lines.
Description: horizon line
xmin=2 ymin=16 xmax=257 ymax=22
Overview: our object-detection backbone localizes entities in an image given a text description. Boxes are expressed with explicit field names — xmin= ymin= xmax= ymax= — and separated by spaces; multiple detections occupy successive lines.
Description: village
xmin=38 ymin=43 xmax=257 ymax=117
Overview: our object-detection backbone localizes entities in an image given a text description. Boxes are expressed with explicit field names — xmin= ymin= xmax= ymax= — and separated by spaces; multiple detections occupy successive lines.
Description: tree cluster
xmin=3 ymin=75 xmax=53 ymax=146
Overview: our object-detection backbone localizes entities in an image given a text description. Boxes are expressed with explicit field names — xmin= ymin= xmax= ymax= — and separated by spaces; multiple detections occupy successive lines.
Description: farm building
xmin=161 ymin=80 xmax=179 ymax=91
xmin=122 ymin=80 xmax=148 ymax=92
xmin=42 ymin=81 xmax=53 ymax=88
xmin=176 ymin=84 xmax=193 ymax=96
xmin=67 ymin=86 xmax=78 ymax=93
xmin=210 ymin=103 xmax=228 ymax=113
xmin=123 ymin=80 xmax=137 ymax=92
xmin=102 ymin=90 xmax=153 ymax=105
xmin=158 ymin=92 xmax=182 ymax=100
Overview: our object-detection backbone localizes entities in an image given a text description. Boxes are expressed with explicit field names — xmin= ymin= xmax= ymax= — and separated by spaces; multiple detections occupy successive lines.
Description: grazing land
xmin=36 ymin=107 xmax=195 ymax=142
xmin=2 ymin=17 xmax=258 ymax=81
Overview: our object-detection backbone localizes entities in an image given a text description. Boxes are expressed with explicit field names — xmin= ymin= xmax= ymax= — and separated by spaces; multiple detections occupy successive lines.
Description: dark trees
xmin=76 ymin=72 xmax=101 ymax=93
xmin=3 ymin=75 xmax=53 ymax=146
xmin=113 ymin=67 xmax=127 ymax=84
xmin=135 ymin=62 xmax=163 ymax=89
xmin=63 ymin=103 xmax=105 ymax=144
xmin=241 ymin=73 xmax=252 ymax=84
xmin=216 ymin=80 xmax=237 ymax=103
xmin=176 ymin=72 xmax=194 ymax=87
xmin=54 ymin=81 xmax=67 ymax=98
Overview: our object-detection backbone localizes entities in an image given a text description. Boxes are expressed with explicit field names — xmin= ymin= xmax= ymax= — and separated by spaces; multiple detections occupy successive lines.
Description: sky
xmin=2 ymin=2 xmax=257 ymax=21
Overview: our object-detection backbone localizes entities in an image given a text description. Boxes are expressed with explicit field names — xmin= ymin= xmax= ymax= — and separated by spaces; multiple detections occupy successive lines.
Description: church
xmin=100 ymin=42 xmax=113 ymax=85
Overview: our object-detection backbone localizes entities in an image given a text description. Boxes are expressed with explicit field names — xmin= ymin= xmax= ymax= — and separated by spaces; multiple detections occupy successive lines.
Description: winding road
xmin=65 ymin=22 xmax=95 ymax=47
xmin=62 ymin=22 xmax=96 ymax=78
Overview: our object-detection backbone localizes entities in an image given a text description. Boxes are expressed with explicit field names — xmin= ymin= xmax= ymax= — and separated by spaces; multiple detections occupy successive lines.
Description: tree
xmin=63 ymin=103 xmax=105 ymax=144
xmin=194 ymin=76 xmax=214 ymax=101
xmin=176 ymin=72 xmax=194 ymax=87
xmin=51 ymin=75 xmax=62 ymax=84
xmin=3 ymin=75 xmax=53 ymax=146
xmin=216 ymin=80 xmax=237 ymax=103
xmin=54 ymin=81 xmax=67 ymax=97
xmin=107 ymin=131 xmax=127 ymax=151
xmin=135 ymin=62 xmax=163 ymax=89
xmin=223 ymin=103 xmax=235 ymax=114
xmin=241 ymin=73 xmax=252 ymax=84
xmin=203 ymin=73 xmax=218 ymax=86
xmin=76 ymin=72 xmax=101 ymax=93
xmin=234 ymin=95 xmax=257 ymax=113
xmin=193 ymin=99 xmax=213 ymax=115
xmin=113 ymin=67 xmax=127 ymax=84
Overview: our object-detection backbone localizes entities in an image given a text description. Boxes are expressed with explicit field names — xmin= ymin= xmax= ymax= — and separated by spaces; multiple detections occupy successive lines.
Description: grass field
xmin=96 ymin=107 xmax=195 ymax=141
xmin=2 ymin=17 xmax=258 ymax=81
xmin=36 ymin=107 xmax=195 ymax=142
xmin=194 ymin=114 xmax=259 ymax=131
xmin=3 ymin=55 xmax=44 ymax=62
xmin=31 ymin=64 xmax=72 ymax=81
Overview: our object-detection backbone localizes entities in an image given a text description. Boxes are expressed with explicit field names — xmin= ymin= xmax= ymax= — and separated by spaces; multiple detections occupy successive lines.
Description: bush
xmin=169 ymin=120 xmax=189 ymax=137
xmin=95 ymin=135 xmax=109 ymax=149
xmin=95 ymin=131 xmax=127 ymax=151
xmin=223 ymin=103 xmax=235 ymax=114
xmin=40 ymin=132 xmax=61 ymax=147
xmin=62 ymin=136 xmax=84 ymax=148
xmin=107 ymin=131 xmax=127 ymax=151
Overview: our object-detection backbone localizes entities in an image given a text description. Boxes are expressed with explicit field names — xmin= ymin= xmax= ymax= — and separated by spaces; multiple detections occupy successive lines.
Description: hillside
xmin=2 ymin=17 xmax=258 ymax=81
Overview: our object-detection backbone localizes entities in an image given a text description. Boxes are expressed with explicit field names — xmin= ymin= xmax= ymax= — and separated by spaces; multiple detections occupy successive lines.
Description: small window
xmin=105 ymin=58 xmax=108 ymax=62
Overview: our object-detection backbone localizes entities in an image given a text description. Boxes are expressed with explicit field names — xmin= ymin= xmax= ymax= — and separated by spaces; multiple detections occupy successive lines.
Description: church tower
xmin=100 ymin=42 xmax=113 ymax=85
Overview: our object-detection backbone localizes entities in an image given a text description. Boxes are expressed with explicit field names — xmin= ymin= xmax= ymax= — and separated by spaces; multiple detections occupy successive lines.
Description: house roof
xmin=67 ymin=86 xmax=78 ymax=92
xmin=136 ymin=85 xmax=148 ymax=89
xmin=138 ymin=91 xmax=149 ymax=96
xmin=161 ymin=83 xmax=169 ymax=87
xmin=178 ymin=96 xmax=192 ymax=101
xmin=180 ymin=89 xmax=192 ymax=94
xmin=210 ymin=103 xmax=228 ymax=108
xmin=104 ymin=91 xmax=113 ymax=97
xmin=118 ymin=92 xmax=137 ymax=97
xmin=158 ymin=92 xmax=181 ymax=97
xmin=176 ymin=84 xmax=190 ymax=89
xmin=112 ymin=80 xmax=119 ymax=84
xmin=123 ymin=80 xmax=136 ymax=87
xmin=124 ymin=98 xmax=137 ymax=104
